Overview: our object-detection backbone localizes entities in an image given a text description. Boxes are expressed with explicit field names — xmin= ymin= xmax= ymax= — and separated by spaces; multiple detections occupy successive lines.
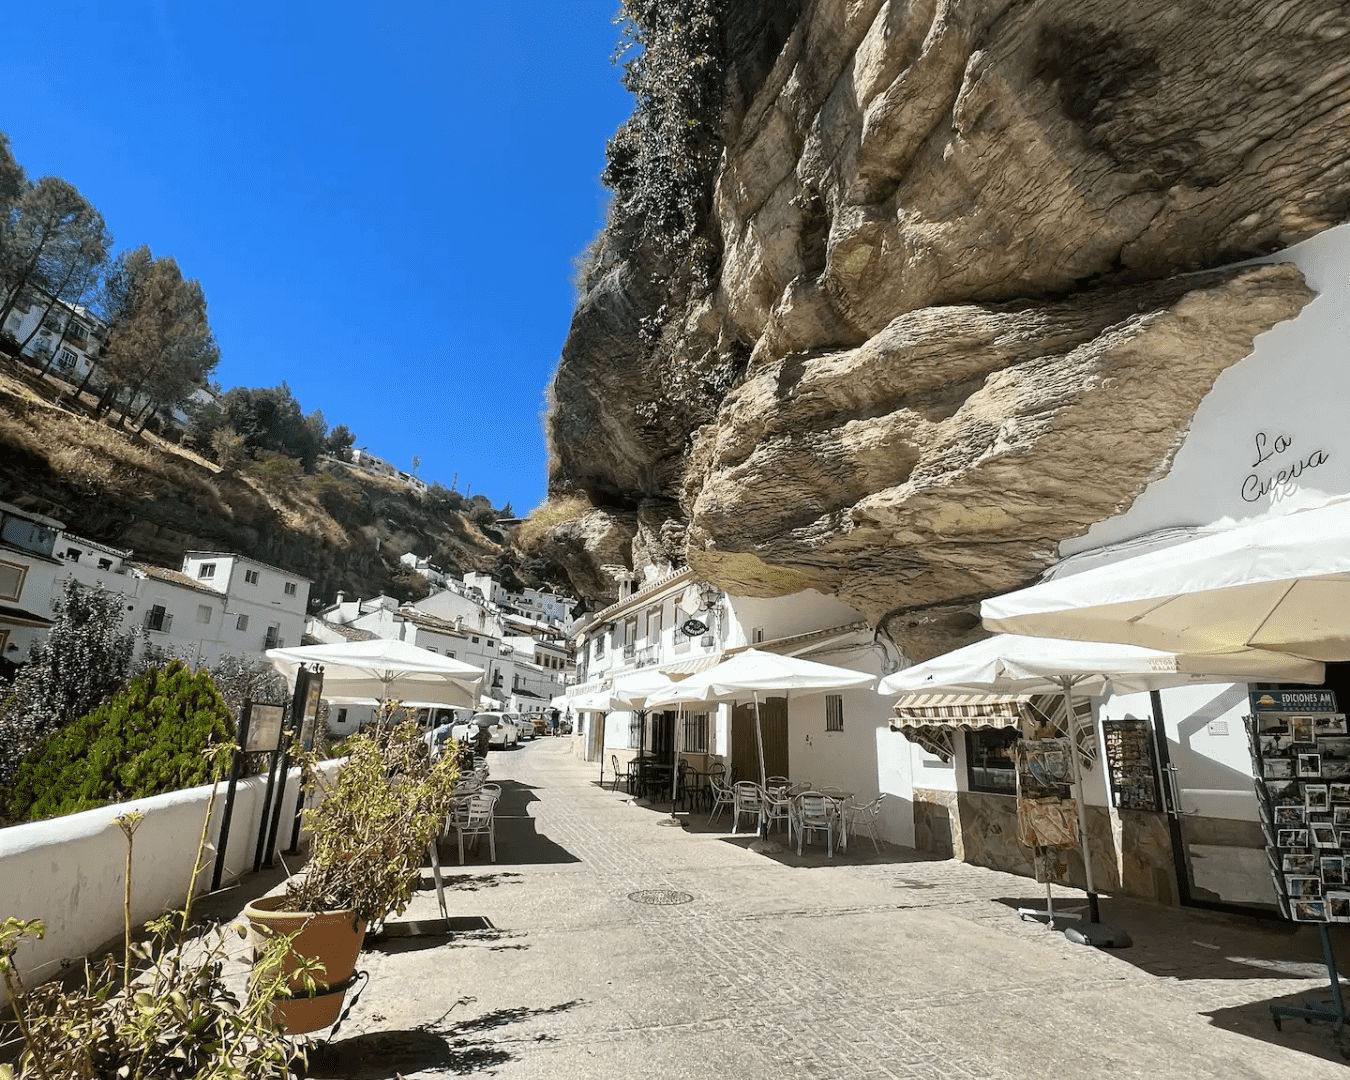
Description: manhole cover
xmin=628 ymin=888 xmax=694 ymax=906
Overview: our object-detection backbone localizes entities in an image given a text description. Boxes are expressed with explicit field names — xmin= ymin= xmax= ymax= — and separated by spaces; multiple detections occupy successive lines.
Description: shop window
xmin=825 ymin=694 xmax=844 ymax=732
xmin=683 ymin=712 xmax=708 ymax=753
xmin=965 ymin=728 xmax=1019 ymax=795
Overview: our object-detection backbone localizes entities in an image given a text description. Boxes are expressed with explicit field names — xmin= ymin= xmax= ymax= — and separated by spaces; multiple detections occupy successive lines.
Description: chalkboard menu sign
xmin=1101 ymin=718 xmax=1161 ymax=812
xmin=1248 ymin=689 xmax=1350 ymax=921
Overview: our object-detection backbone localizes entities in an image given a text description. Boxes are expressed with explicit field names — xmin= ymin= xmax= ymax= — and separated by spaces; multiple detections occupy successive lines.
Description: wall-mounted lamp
xmin=697 ymin=583 xmax=722 ymax=610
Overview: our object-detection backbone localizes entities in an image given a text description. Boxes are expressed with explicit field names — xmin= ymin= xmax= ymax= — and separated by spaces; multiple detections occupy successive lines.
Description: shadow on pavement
xmin=1205 ymin=986 xmax=1350 ymax=1066
xmin=302 ymin=999 xmax=584 ymax=1078
xmin=436 ymin=781 xmax=581 ymax=867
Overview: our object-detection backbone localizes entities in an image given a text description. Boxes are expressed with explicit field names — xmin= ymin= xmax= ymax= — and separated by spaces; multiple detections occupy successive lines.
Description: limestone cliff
xmin=546 ymin=0 xmax=1346 ymax=658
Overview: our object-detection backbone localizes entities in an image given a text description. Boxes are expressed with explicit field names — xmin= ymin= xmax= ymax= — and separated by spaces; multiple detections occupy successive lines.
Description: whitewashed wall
xmin=1064 ymin=223 xmax=1350 ymax=555
xmin=0 ymin=759 xmax=341 ymax=1008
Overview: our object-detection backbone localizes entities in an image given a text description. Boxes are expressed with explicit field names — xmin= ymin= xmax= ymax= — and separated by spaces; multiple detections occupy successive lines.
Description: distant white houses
xmin=3 ymin=295 xmax=105 ymax=387
xmin=0 ymin=501 xmax=311 ymax=671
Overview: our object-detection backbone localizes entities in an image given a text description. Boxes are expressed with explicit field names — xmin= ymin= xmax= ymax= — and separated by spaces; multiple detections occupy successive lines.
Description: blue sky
xmin=3 ymin=1 xmax=634 ymax=514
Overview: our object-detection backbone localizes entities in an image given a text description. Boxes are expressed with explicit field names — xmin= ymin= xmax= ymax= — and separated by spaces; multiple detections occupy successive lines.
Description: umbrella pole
xmin=670 ymin=705 xmax=683 ymax=820
xmin=754 ymin=691 xmax=769 ymax=840
xmin=1060 ymin=677 xmax=1100 ymax=923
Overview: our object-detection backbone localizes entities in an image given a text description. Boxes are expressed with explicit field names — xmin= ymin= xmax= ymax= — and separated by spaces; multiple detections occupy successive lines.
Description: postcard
xmin=1332 ymin=783 xmax=1350 ymax=804
xmin=1329 ymin=892 xmax=1350 ymax=921
xmin=1313 ymin=822 xmax=1340 ymax=848
xmin=1264 ymin=758 xmax=1295 ymax=779
xmin=1316 ymin=715 xmax=1349 ymax=737
xmin=1283 ymin=854 xmax=1318 ymax=874
xmin=1324 ymin=856 xmax=1346 ymax=886
xmin=1279 ymin=829 xmax=1310 ymax=848
xmin=1336 ymin=806 xmax=1350 ymax=827
xmin=1276 ymin=805 xmax=1306 ymax=826
xmin=1319 ymin=737 xmax=1350 ymax=760
xmin=1294 ymin=899 xmax=1328 ymax=922
xmin=1259 ymin=714 xmax=1291 ymax=735
xmin=1291 ymin=715 xmax=1316 ymax=743
xmin=1287 ymin=875 xmax=1324 ymax=898
xmin=1260 ymin=735 xmax=1289 ymax=757
xmin=1298 ymin=753 xmax=1323 ymax=778
xmin=1323 ymin=760 xmax=1350 ymax=779
xmin=1307 ymin=785 xmax=1330 ymax=812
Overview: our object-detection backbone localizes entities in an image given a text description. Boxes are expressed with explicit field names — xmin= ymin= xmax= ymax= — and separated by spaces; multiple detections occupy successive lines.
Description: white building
xmin=178 ymin=552 xmax=311 ymax=659
xmin=3 ymin=295 xmax=105 ymax=386
xmin=462 ymin=571 xmax=575 ymax=630
xmin=560 ymin=567 xmax=912 ymax=847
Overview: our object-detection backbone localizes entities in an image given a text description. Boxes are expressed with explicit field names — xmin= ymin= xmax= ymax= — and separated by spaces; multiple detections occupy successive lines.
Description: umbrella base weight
xmin=1064 ymin=922 xmax=1133 ymax=948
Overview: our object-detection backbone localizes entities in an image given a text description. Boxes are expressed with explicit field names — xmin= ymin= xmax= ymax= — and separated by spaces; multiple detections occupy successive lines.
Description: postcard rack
xmin=1247 ymin=689 xmax=1350 ymax=1040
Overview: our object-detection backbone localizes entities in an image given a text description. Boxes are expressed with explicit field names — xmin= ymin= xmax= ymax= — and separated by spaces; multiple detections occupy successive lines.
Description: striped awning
xmin=890 ymin=692 xmax=1076 ymax=763
xmin=660 ymin=654 xmax=722 ymax=678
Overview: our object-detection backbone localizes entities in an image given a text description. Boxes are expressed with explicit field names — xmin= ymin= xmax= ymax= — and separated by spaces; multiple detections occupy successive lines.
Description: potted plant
xmin=243 ymin=714 xmax=458 ymax=1033
xmin=0 ymin=799 xmax=306 ymax=1078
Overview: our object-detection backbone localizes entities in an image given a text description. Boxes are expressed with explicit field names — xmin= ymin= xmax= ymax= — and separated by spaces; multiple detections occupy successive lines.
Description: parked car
xmin=412 ymin=706 xmax=470 ymax=734
xmin=473 ymin=711 xmax=518 ymax=748
xmin=532 ymin=715 xmax=549 ymax=737
xmin=507 ymin=713 xmax=534 ymax=741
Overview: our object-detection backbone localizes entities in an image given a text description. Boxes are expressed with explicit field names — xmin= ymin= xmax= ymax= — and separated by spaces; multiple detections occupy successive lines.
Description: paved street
xmin=268 ymin=739 xmax=1350 ymax=1078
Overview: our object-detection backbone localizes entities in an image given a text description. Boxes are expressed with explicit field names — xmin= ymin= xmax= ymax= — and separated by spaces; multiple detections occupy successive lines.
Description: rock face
xmin=548 ymin=0 xmax=1350 ymax=655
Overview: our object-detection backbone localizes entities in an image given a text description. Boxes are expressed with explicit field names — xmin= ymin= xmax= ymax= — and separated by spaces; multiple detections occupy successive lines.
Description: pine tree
xmin=6 ymin=660 xmax=235 ymax=822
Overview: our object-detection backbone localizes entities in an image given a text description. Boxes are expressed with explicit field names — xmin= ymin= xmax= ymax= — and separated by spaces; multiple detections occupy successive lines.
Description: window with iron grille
xmin=56 ymin=348 xmax=77 ymax=370
xmin=825 ymin=694 xmax=844 ymax=732
xmin=143 ymin=605 xmax=172 ymax=633
xmin=683 ymin=712 xmax=709 ymax=753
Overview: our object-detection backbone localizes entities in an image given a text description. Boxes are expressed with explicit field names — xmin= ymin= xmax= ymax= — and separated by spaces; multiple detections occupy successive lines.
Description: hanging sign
xmin=680 ymin=618 xmax=708 ymax=637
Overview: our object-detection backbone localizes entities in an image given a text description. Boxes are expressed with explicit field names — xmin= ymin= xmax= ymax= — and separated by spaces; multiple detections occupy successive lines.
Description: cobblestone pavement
xmin=244 ymin=740 xmax=1350 ymax=1079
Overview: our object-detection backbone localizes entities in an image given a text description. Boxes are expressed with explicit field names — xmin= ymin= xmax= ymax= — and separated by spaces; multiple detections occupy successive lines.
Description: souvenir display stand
xmin=1248 ymin=689 xmax=1350 ymax=1041
xmin=1014 ymin=736 xmax=1084 ymax=930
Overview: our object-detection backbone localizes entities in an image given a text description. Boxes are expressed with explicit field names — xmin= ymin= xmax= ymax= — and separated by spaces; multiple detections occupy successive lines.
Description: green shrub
xmin=6 ymin=660 xmax=235 ymax=822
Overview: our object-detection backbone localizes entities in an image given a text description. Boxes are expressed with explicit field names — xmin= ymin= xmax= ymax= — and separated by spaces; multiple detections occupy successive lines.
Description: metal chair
xmin=610 ymin=754 xmax=635 ymax=794
xmin=844 ymin=794 xmax=886 ymax=854
xmin=449 ymin=792 xmax=497 ymax=864
xmin=793 ymin=793 xmax=837 ymax=857
xmin=707 ymin=772 xmax=735 ymax=826
xmin=762 ymin=782 xmax=792 ymax=834
xmin=731 ymin=781 xmax=764 ymax=834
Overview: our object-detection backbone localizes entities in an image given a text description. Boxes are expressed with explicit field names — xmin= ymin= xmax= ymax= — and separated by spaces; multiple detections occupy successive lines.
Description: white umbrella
xmin=981 ymin=497 xmax=1350 ymax=662
xmin=266 ymin=639 xmax=484 ymax=709
xmin=878 ymin=633 xmax=1321 ymax=934
xmin=646 ymin=649 xmax=874 ymax=794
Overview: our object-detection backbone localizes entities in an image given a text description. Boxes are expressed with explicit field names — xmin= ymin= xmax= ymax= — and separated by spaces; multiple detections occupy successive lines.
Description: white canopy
xmin=981 ymin=498 xmax=1350 ymax=663
xmin=644 ymin=648 xmax=874 ymax=708
xmin=266 ymin=638 xmax=484 ymax=708
xmin=878 ymin=634 xmax=1323 ymax=698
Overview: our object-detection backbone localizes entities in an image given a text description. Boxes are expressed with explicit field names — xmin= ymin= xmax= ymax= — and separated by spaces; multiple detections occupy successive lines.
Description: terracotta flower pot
xmin=243 ymin=894 xmax=367 ymax=1034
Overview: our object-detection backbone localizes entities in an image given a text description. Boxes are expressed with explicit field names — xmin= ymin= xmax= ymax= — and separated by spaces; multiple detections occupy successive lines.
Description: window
xmin=264 ymin=624 xmax=281 ymax=649
xmin=66 ymin=322 xmax=88 ymax=342
xmin=646 ymin=606 xmax=663 ymax=643
xmin=336 ymin=708 xmax=348 ymax=726
xmin=284 ymin=581 xmax=297 ymax=595
xmin=629 ymin=713 xmax=642 ymax=749
xmin=965 ymin=728 xmax=1019 ymax=795
xmin=472 ymin=635 xmax=480 ymax=644
xmin=594 ymin=634 xmax=605 ymax=659
xmin=486 ymin=638 xmax=494 ymax=648
xmin=683 ymin=712 xmax=709 ymax=753
xmin=143 ymin=605 xmax=172 ymax=633
xmin=753 ymin=627 xmax=766 ymax=644
xmin=198 ymin=563 xmax=216 ymax=579
xmin=64 ymin=548 xmax=80 ymax=562
xmin=56 ymin=348 xmax=77 ymax=370
xmin=196 ymin=605 xmax=212 ymax=624
xmin=820 ymin=694 xmax=844 ymax=732
xmin=426 ymin=647 xmax=437 ymax=653
xmin=447 ymin=651 xmax=456 ymax=659
xmin=244 ymin=569 xmax=259 ymax=585
xmin=622 ymin=616 xmax=637 ymax=647
xmin=236 ymin=614 xmax=249 ymax=631
xmin=97 ymin=558 xmax=111 ymax=571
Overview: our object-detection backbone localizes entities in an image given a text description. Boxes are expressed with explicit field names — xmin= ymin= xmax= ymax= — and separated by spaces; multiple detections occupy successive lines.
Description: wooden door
xmin=731 ymin=697 xmax=788 ymax=783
